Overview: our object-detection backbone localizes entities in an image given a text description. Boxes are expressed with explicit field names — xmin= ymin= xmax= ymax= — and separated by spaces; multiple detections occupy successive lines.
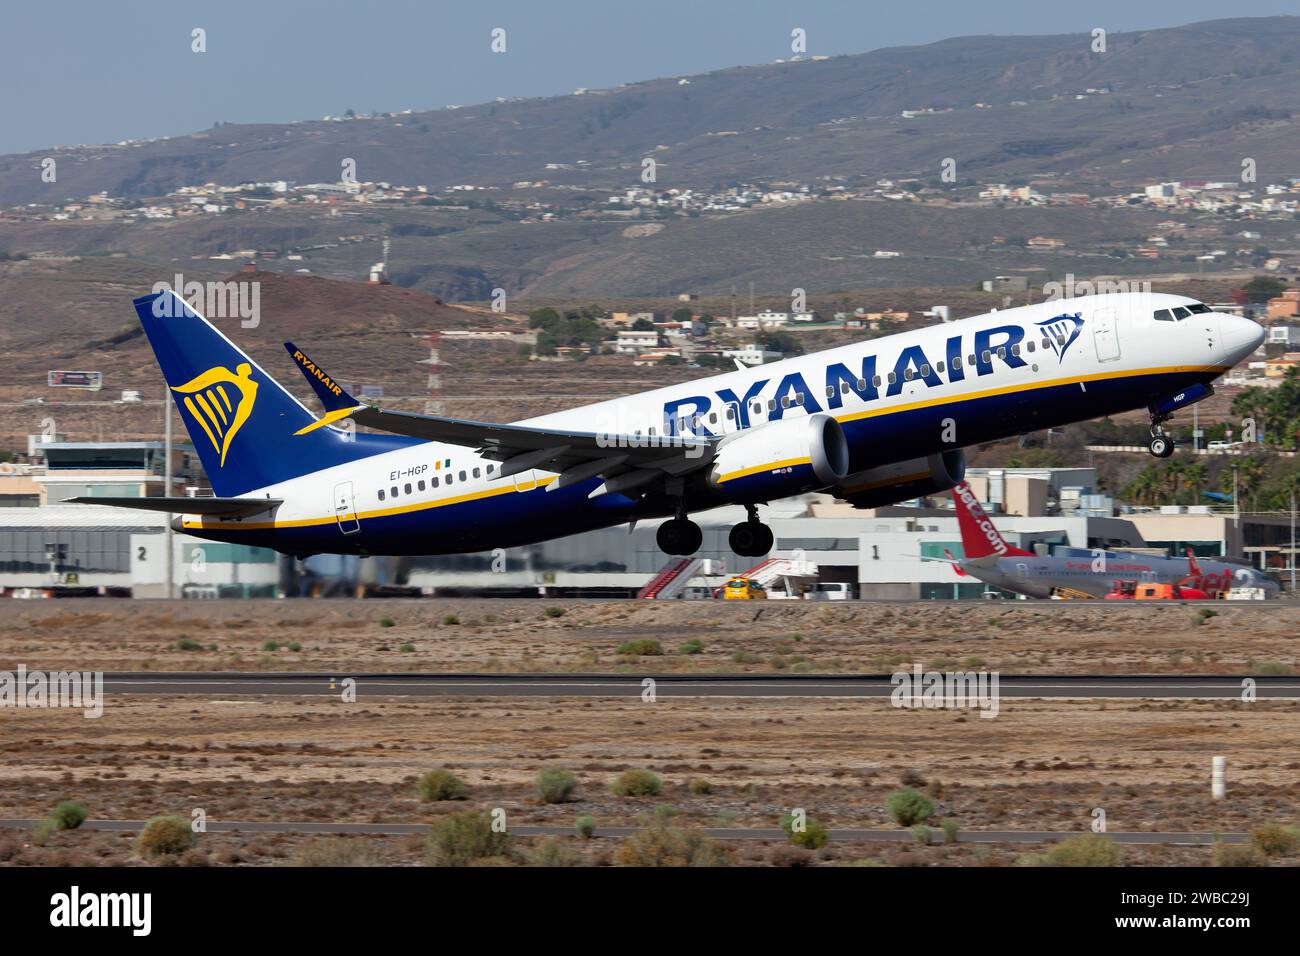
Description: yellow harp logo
xmin=172 ymin=362 xmax=259 ymax=467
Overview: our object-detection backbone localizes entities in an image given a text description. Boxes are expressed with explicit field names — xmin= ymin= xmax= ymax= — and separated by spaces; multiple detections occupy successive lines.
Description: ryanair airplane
xmin=74 ymin=290 xmax=1263 ymax=560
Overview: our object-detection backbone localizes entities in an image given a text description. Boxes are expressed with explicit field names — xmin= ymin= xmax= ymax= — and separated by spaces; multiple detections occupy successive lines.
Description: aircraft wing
xmin=284 ymin=341 xmax=715 ymax=496
xmin=67 ymin=496 xmax=282 ymax=517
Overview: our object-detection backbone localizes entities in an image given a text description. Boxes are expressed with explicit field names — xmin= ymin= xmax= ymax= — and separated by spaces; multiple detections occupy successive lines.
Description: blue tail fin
xmin=135 ymin=291 xmax=415 ymax=496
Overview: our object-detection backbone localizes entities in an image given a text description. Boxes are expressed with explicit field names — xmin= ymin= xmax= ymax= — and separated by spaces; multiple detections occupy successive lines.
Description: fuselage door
xmin=333 ymin=481 xmax=360 ymax=535
xmin=1092 ymin=307 xmax=1121 ymax=363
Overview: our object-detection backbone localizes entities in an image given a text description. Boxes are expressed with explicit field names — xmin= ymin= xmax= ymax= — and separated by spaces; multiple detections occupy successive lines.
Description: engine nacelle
xmin=708 ymin=414 xmax=849 ymax=503
xmin=832 ymin=449 xmax=966 ymax=509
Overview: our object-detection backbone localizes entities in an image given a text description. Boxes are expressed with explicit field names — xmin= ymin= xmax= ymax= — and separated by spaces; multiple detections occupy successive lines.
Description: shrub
xmin=688 ymin=778 xmax=712 ymax=795
xmin=262 ymin=640 xmax=279 ymax=652
xmin=290 ymin=837 xmax=383 ymax=867
xmin=611 ymin=769 xmax=662 ymax=797
xmin=287 ymin=641 xmax=302 ymax=652
xmin=1212 ymin=842 xmax=1268 ymax=867
xmin=417 ymin=769 xmax=468 ymax=802
xmin=616 ymin=639 xmax=662 ymax=657
xmin=379 ymin=617 xmax=395 ymax=628
xmin=536 ymin=766 xmax=578 ymax=804
xmin=426 ymin=811 xmax=513 ymax=867
xmin=527 ymin=837 xmax=581 ymax=867
xmin=51 ymin=800 xmax=87 ymax=830
xmin=575 ymin=815 xmax=597 ymax=839
xmin=399 ymin=643 xmax=416 ymax=653
xmin=912 ymin=824 xmax=933 ymax=845
xmin=886 ymin=787 xmax=935 ymax=827
xmin=1044 ymin=834 xmax=1122 ymax=867
xmin=545 ymin=607 xmax=566 ymax=618
xmin=137 ymin=816 xmax=195 ymax=858
xmin=779 ymin=812 xmax=829 ymax=849
xmin=1250 ymin=824 xmax=1300 ymax=858
xmin=442 ymin=615 xmax=460 ymax=626
xmin=899 ymin=769 xmax=928 ymax=788
xmin=678 ymin=639 xmax=704 ymax=655
xmin=1252 ymin=661 xmax=1293 ymax=676
xmin=176 ymin=637 xmax=202 ymax=651
xmin=614 ymin=820 xmax=733 ymax=867
xmin=941 ymin=817 xmax=960 ymax=844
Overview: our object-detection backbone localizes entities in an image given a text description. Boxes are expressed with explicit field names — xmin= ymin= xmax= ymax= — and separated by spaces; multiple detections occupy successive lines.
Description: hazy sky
xmin=1 ymin=0 xmax=1292 ymax=154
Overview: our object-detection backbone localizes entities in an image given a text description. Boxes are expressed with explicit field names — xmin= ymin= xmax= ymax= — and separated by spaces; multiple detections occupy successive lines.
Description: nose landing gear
xmin=1148 ymin=418 xmax=1175 ymax=458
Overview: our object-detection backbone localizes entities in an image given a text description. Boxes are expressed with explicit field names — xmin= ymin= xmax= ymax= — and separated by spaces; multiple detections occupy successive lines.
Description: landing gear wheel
xmin=657 ymin=518 xmax=703 ymax=555
xmin=1148 ymin=435 xmax=1174 ymax=458
xmin=729 ymin=519 xmax=774 ymax=558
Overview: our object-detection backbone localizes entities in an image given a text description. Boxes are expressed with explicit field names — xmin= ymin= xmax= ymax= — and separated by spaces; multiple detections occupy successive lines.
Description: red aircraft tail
xmin=1184 ymin=546 xmax=1203 ymax=578
xmin=951 ymin=481 xmax=1033 ymax=559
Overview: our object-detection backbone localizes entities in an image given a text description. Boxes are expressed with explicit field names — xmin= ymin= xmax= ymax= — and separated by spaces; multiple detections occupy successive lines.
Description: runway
xmin=0 ymin=818 xmax=1250 ymax=845
xmin=89 ymin=672 xmax=1300 ymax=699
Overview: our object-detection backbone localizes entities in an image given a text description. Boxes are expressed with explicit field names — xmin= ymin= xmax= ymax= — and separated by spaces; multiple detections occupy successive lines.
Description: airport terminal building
xmin=0 ymin=445 xmax=1290 ymax=599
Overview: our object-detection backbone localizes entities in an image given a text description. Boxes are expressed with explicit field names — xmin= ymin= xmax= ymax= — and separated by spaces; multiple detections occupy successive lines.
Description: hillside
xmin=1 ymin=17 xmax=1298 ymax=208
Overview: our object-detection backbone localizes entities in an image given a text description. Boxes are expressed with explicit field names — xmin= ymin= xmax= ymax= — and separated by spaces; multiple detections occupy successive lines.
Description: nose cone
xmin=1220 ymin=314 xmax=1266 ymax=365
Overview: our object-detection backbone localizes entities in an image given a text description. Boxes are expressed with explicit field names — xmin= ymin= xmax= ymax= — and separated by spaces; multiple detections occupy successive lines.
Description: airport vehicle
xmin=74 ymin=290 xmax=1264 ymax=559
xmin=942 ymin=481 xmax=1276 ymax=599
xmin=807 ymin=582 xmax=853 ymax=600
xmin=1104 ymin=580 xmax=1210 ymax=601
xmin=722 ymin=577 xmax=767 ymax=600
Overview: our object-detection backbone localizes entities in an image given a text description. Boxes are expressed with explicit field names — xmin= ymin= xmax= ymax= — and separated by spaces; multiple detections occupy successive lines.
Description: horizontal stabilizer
xmin=68 ymin=496 xmax=281 ymax=517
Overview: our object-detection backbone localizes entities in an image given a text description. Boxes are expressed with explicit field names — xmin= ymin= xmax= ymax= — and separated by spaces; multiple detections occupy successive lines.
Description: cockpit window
xmin=1171 ymin=306 xmax=1191 ymax=320
xmin=1153 ymin=309 xmax=1173 ymax=321
xmin=1186 ymin=303 xmax=1212 ymax=314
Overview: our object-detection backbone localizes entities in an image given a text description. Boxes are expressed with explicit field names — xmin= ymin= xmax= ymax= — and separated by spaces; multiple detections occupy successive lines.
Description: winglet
xmin=284 ymin=342 xmax=361 ymax=412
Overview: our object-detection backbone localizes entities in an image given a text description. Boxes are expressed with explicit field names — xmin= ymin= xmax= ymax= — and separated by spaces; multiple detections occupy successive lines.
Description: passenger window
xmin=459 ymin=471 xmax=467 ymax=481
xmin=432 ymin=476 xmax=440 ymax=487
xmin=752 ymin=402 xmax=762 ymax=415
xmin=768 ymin=399 xmax=776 ymax=411
xmin=796 ymin=392 xmax=805 ymax=405
xmin=691 ymin=415 xmax=700 ymax=427
xmin=887 ymin=371 xmax=897 ymax=384
xmin=981 ymin=349 xmax=991 ymax=364
xmin=904 ymin=367 xmax=914 ymax=381
xmin=473 ymin=468 xmax=480 ymax=479
xmin=996 ymin=347 xmax=1006 ymax=359
xmin=1041 ymin=337 xmax=1051 ymax=348
xmin=825 ymin=385 xmax=835 ymax=399
xmin=445 ymin=474 xmax=452 ymax=485
xmin=781 ymin=396 xmax=791 ymax=408
xmin=952 ymin=357 xmax=962 ymax=370
xmin=1026 ymin=341 xmax=1035 ymax=353
xmin=1011 ymin=344 xmax=1021 ymax=356
xmin=418 ymin=480 xmax=425 ymax=491
xmin=840 ymin=382 xmax=850 ymax=394
xmin=968 ymin=354 xmax=976 ymax=365
xmin=920 ymin=364 xmax=931 ymax=377
xmin=391 ymin=486 xmax=399 ymax=498
xmin=377 ymin=489 xmax=385 ymax=501
xmin=709 ymin=412 xmax=717 ymax=424
xmin=487 ymin=464 xmax=494 ymax=474
xmin=404 ymin=483 xmax=412 ymax=495
xmin=856 ymin=378 xmax=867 ymax=391
xmin=937 ymin=361 xmax=946 ymax=374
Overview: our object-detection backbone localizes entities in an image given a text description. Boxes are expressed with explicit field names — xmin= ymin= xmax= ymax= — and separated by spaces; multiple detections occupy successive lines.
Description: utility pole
xmin=163 ymin=385 xmax=174 ymax=600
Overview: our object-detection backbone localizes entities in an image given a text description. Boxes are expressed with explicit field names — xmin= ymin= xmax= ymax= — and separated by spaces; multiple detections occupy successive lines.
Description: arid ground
xmin=1 ymin=599 xmax=1297 ymax=866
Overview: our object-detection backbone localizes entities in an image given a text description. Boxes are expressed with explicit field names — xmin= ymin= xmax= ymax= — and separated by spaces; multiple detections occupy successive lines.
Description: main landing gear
xmin=1148 ymin=416 xmax=1176 ymax=459
xmin=657 ymin=498 xmax=703 ymax=556
xmin=728 ymin=505 xmax=774 ymax=558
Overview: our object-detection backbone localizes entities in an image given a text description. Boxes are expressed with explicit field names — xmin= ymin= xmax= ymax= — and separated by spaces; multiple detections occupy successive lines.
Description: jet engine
xmin=832 ymin=449 xmax=966 ymax=509
xmin=707 ymin=414 xmax=849 ymax=504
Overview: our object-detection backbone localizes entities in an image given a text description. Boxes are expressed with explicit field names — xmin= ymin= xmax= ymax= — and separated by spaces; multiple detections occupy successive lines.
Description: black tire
xmin=1149 ymin=436 xmax=1173 ymax=458
xmin=729 ymin=521 xmax=758 ymax=556
xmin=753 ymin=522 xmax=774 ymax=555
xmin=656 ymin=520 xmax=682 ymax=555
